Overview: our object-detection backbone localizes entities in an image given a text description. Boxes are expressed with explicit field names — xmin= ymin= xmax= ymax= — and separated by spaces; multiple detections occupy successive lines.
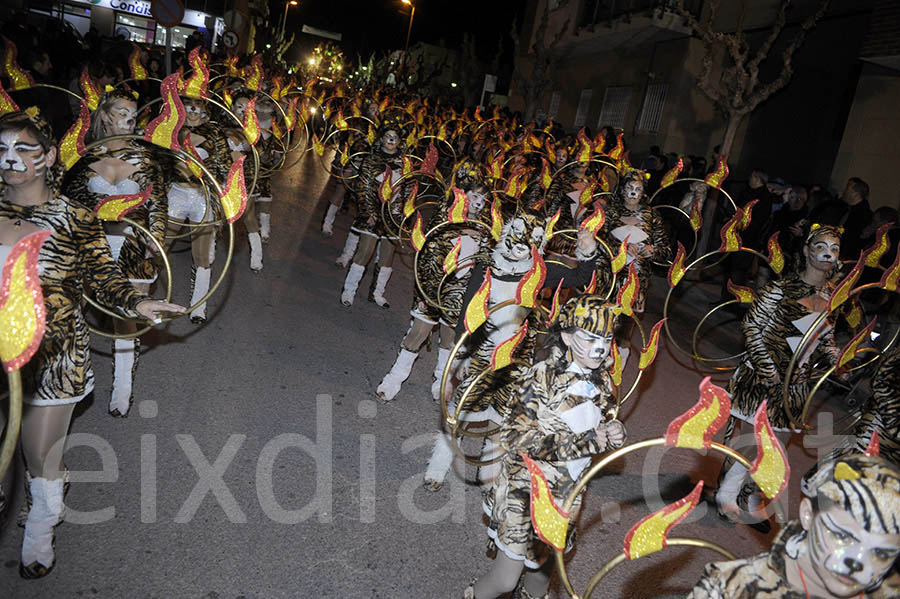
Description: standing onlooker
xmin=839 ymin=177 xmax=873 ymax=260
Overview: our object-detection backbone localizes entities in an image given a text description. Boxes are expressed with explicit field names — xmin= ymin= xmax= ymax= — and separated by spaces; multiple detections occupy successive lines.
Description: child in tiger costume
xmin=463 ymin=296 xmax=627 ymax=599
xmin=689 ymin=454 xmax=900 ymax=599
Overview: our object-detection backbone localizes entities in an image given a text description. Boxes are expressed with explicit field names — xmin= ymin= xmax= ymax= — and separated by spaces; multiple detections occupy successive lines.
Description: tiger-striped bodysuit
xmin=0 ymin=193 xmax=145 ymax=405
xmin=351 ymin=148 xmax=408 ymax=240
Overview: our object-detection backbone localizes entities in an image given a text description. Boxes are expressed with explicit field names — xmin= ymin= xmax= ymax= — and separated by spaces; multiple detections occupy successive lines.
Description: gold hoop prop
xmin=314 ymin=127 xmax=367 ymax=179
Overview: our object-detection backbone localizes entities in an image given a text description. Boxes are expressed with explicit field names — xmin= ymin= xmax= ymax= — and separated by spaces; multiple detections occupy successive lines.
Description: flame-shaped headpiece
xmin=665 ymin=377 xmax=731 ymax=449
xmin=515 ymin=248 xmax=547 ymax=308
xmin=219 ymin=155 xmax=248 ymax=224
xmin=2 ymin=38 xmax=34 ymax=90
xmin=181 ymin=135 xmax=204 ymax=180
xmin=689 ymin=200 xmax=703 ymax=233
xmin=378 ymin=165 xmax=394 ymax=205
xmin=578 ymin=181 xmax=596 ymax=207
xmin=144 ymin=73 xmax=185 ymax=151
xmin=59 ymin=101 xmax=90 ymax=170
xmin=241 ymin=97 xmax=261 ymax=146
xmin=129 ymin=44 xmax=147 ymax=80
xmin=79 ymin=68 xmax=101 ymax=111
xmin=0 ymin=80 xmax=18 ymax=116
xmin=584 ymin=270 xmax=598 ymax=294
xmin=737 ymin=199 xmax=757 ymax=231
xmin=421 ymin=144 xmax=439 ymax=177
xmin=94 ymin=185 xmax=152 ymax=221
xmin=608 ymin=132 xmax=624 ymax=161
xmin=0 ymin=230 xmax=50 ymax=372
xmin=183 ymin=47 xmax=209 ymax=99
xmin=623 ymin=482 xmax=703 ymax=560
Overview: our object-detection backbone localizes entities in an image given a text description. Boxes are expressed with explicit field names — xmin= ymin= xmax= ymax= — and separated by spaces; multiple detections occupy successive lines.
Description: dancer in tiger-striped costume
xmin=463 ymin=296 xmax=626 ymax=599
xmin=64 ymin=85 xmax=168 ymax=417
xmin=0 ymin=110 xmax=183 ymax=579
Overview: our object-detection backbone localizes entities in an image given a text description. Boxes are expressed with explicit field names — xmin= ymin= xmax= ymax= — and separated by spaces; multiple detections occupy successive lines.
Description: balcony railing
xmin=578 ymin=0 xmax=703 ymax=29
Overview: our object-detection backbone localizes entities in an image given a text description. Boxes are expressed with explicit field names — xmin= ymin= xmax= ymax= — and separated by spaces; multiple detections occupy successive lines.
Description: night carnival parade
xmin=0 ymin=0 xmax=899 ymax=597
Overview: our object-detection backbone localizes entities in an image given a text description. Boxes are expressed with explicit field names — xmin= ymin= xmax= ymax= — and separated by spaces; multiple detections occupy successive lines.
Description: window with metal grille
xmin=574 ymin=89 xmax=593 ymax=128
xmin=597 ymin=86 xmax=632 ymax=130
xmin=548 ymin=91 xmax=561 ymax=118
xmin=636 ymin=83 xmax=668 ymax=132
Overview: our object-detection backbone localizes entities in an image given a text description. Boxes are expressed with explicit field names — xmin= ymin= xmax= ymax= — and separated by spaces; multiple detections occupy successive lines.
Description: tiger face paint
xmin=466 ymin=188 xmax=487 ymax=219
xmin=102 ymin=98 xmax=138 ymax=135
xmin=381 ymin=130 xmax=400 ymax=155
xmin=182 ymin=97 xmax=207 ymax=127
xmin=562 ymin=328 xmax=614 ymax=371
xmin=0 ymin=129 xmax=52 ymax=184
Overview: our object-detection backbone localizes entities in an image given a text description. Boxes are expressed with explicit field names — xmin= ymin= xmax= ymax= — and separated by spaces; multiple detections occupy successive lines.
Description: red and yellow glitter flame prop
xmin=766 ymin=233 xmax=785 ymax=275
xmin=578 ymin=181 xmax=596 ymax=207
xmin=334 ymin=111 xmax=349 ymax=131
xmin=183 ymin=47 xmax=209 ymax=99
xmin=689 ymin=200 xmax=703 ymax=233
xmin=608 ymin=133 xmax=625 ymax=161
xmin=241 ymin=97 xmax=261 ymax=146
xmin=94 ymin=185 xmax=152 ymax=222
xmin=737 ymin=199 xmax=757 ymax=231
xmin=616 ymin=263 xmax=640 ymax=317
xmin=405 ymin=127 xmax=418 ymax=152
xmin=489 ymin=156 xmax=503 ymax=179
xmin=544 ymin=138 xmax=554 ymax=159
xmin=845 ymin=297 xmax=862 ymax=329
xmin=402 ymin=155 xmax=414 ymax=178
xmin=447 ymin=187 xmax=468 ymax=223
xmin=490 ymin=199 xmax=503 ymax=242
xmin=411 ymin=212 xmax=426 ymax=252
xmin=830 ymin=254 xmax=864 ymax=312
xmin=515 ymin=249 xmax=547 ymax=309
xmin=837 ymin=317 xmax=877 ymax=372
xmin=224 ymin=56 xmax=239 ymax=77
xmin=540 ymin=158 xmax=552 ymax=191
xmin=503 ymin=173 xmax=521 ymax=199
xmin=668 ymin=242 xmax=686 ymax=288
xmin=436 ymin=122 xmax=448 ymax=142
xmin=865 ymin=430 xmax=880 ymax=457
xmin=377 ymin=96 xmax=389 ymax=114
xmin=283 ymin=97 xmax=299 ymax=131
xmin=219 ymin=155 xmax=248 ymax=224
xmin=545 ymin=279 xmax=564 ymax=326
xmin=79 ymin=68 xmax=101 ymax=111
xmin=2 ymin=38 xmax=34 ymax=91
xmin=421 ymin=144 xmax=439 ymax=177
xmin=270 ymin=76 xmax=283 ymax=101
xmin=609 ymin=340 xmax=623 ymax=386
xmin=581 ymin=202 xmax=606 ymax=235
xmin=403 ymin=181 xmax=418 ymax=219
xmin=638 ymin=318 xmax=666 ymax=371
xmin=271 ymin=118 xmax=283 ymax=140
xmin=748 ymin=401 xmax=790 ymax=500
xmin=611 ymin=235 xmax=630 ymax=274
xmin=0 ymin=230 xmax=50 ymax=373
xmin=0 ymin=80 xmax=18 ymax=116
xmin=665 ymin=377 xmax=731 ymax=449
xmin=517 ymin=172 xmax=530 ymax=198
xmin=59 ymin=100 xmax=90 ymax=170
xmin=129 ymin=44 xmax=147 ymax=80
xmin=378 ymin=165 xmax=394 ymax=205
xmin=491 ymin=321 xmax=528 ymax=371
xmin=576 ymin=137 xmax=591 ymax=163
xmin=464 ymin=269 xmax=492 ymax=335
xmin=144 ymin=73 xmax=185 ymax=151
xmin=312 ymin=131 xmax=325 ymax=157
xmin=584 ymin=270 xmax=597 ymax=294
xmin=624 ymin=482 xmax=703 ymax=560
xmin=660 ymin=157 xmax=683 ymax=189
xmin=879 ymin=246 xmax=900 ymax=291
xmin=718 ymin=211 xmax=743 ymax=253
xmin=704 ymin=155 xmax=729 ymax=189
xmin=443 ymin=235 xmax=462 ymax=276
xmin=592 ymin=131 xmax=606 ymax=155
xmin=863 ymin=223 xmax=892 ymax=268
xmin=524 ymin=454 xmax=570 ymax=552
xmin=727 ymin=279 xmax=756 ymax=304
xmin=545 ymin=208 xmax=560 ymax=240
xmin=245 ymin=55 xmax=264 ymax=91
xmin=181 ymin=135 xmax=204 ymax=180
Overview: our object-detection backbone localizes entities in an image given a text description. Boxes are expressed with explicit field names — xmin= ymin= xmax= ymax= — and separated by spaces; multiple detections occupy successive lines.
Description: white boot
xmin=335 ymin=232 xmax=359 ymax=268
xmin=322 ymin=203 xmax=339 ymax=237
xmin=424 ymin=431 xmax=455 ymax=491
xmin=431 ymin=347 xmax=451 ymax=401
xmin=190 ymin=266 xmax=212 ymax=323
xmin=20 ymin=476 xmax=65 ymax=578
xmin=370 ymin=266 xmax=393 ymax=308
xmin=376 ymin=349 xmax=418 ymax=402
xmin=109 ymin=338 xmax=137 ymax=417
xmin=715 ymin=462 xmax=747 ymax=522
xmin=341 ymin=263 xmax=365 ymax=306
xmin=249 ymin=232 xmax=263 ymax=272
xmin=259 ymin=212 xmax=271 ymax=243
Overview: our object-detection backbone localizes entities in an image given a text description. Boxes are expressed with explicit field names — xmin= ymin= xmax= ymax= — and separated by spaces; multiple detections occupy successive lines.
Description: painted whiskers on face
xmin=0 ymin=131 xmax=43 ymax=174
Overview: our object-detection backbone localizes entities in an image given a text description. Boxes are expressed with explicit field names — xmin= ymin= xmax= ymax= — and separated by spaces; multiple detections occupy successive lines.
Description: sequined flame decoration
xmin=863 ymin=223 xmax=893 ymax=268
xmin=2 ymin=38 xmax=34 ymax=90
xmin=737 ymin=199 xmax=757 ymax=231
xmin=183 ymin=47 xmax=210 ymax=99
xmin=623 ymin=482 xmax=703 ymax=560
xmin=748 ymin=401 xmax=790 ymax=500
xmin=333 ymin=111 xmax=349 ymax=131
xmin=664 ymin=377 xmax=731 ymax=449
xmin=490 ymin=198 xmax=503 ymax=242
xmin=0 ymin=80 xmax=18 ymax=116
xmin=464 ymin=269 xmax=492 ymax=335
xmin=844 ymin=297 xmax=862 ymax=329
xmin=421 ymin=144 xmax=439 ymax=177
xmin=727 ymin=279 xmax=756 ymax=304
xmin=517 ymin=172 xmax=530 ymax=198
xmin=666 ymin=242 xmax=687 ymax=288
xmin=545 ymin=279 xmax=564 ymax=326
xmin=766 ymin=233 xmax=785 ymax=275
xmin=144 ymin=73 xmax=185 ymax=151
xmin=878 ymin=243 xmax=900 ymax=292
xmin=581 ymin=202 xmax=606 ymax=235
xmin=181 ymin=135 xmax=204 ymax=180
xmin=704 ymin=155 xmax=729 ymax=189
xmin=219 ymin=155 xmax=248 ymax=224
xmin=79 ymin=68 xmax=101 ymax=111
xmin=611 ymin=235 xmax=630 ymax=274
xmin=515 ymin=248 xmax=547 ymax=309
xmin=377 ymin=96 xmax=389 ymax=114
xmin=592 ymin=131 xmax=606 ymax=155
xmin=241 ymin=97 xmax=261 ymax=146
xmin=375 ymin=165 xmax=394 ymax=205
xmin=224 ymin=56 xmax=239 ymax=77
xmin=94 ymin=185 xmax=152 ymax=221
xmin=490 ymin=321 xmax=528 ymax=371
xmin=489 ymin=156 xmax=503 ymax=179
xmin=245 ymin=55 xmax=264 ymax=91
xmin=504 ymin=172 xmax=521 ymax=198
xmin=222 ymin=88 xmax=234 ymax=109
xmin=544 ymin=138 xmax=555 ymax=160
xmin=836 ymin=317 xmax=877 ymax=372
xmin=617 ymin=263 xmax=640 ymax=317
xmin=545 ymin=208 xmax=561 ymax=240
xmin=689 ymin=200 xmax=703 ymax=233
xmin=865 ymin=430 xmax=880 ymax=457
xmin=829 ymin=254 xmax=864 ymax=312
xmin=578 ymin=180 xmax=596 ymax=207
xmin=576 ymin=137 xmax=591 ymax=163
xmin=402 ymin=181 xmax=418 ymax=219
xmin=609 ymin=340 xmax=623 ymax=386
xmin=540 ymin=158 xmax=552 ymax=190
xmin=584 ymin=270 xmax=598 ymax=294
xmin=271 ymin=118 xmax=283 ymax=140
xmin=0 ymin=230 xmax=50 ymax=372
xmin=638 ymin=318 xmax=666 ymax=371
xmin=401 ymin=155 xmax=413 ymax=178
xmin=284 ymin=97 xmax=298 ymax=131
xmin=442 ymin=235 xmax=462 ymax=276
xmin=403 ymin=127 xmax=417 ymax=150
xmin=58 ymin=100 xmax=90 ymax=171
xmin=718 ymin=211 xmax=743 ymax=252
xmin=608 ymin=133 xmax=625 ymax=161
xmin=270 ymin=76 xmax=283 ymax=101
xmin=436 ymin=122 xmax=448 ymax=142
xmin=409 ymin=212 xmax=427 ymax=252
xmin=660 ymin=157 xmax=683 ymax=188
xmin=129 ymin=44 xmax=147 ymax=80
xmin=524 ymin=454 xmax=570 ymax=552
xmin=447 ymin=187 xmax=468 ymax=223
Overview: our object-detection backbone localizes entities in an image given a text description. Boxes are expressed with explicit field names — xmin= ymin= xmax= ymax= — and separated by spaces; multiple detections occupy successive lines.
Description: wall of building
xmin=92 ymin=6 xmax=116 ymax=36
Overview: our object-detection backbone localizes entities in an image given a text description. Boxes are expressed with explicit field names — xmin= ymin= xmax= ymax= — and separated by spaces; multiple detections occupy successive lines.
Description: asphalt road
xmin=1 ymin=150 xmax=841 ymax=598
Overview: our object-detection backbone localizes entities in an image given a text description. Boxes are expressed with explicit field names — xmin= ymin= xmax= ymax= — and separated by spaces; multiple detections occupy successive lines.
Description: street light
xmin=280 ymin=0 xmax=299 ymax=41
xmin=402 ymin=0 xmax=416 ymax=52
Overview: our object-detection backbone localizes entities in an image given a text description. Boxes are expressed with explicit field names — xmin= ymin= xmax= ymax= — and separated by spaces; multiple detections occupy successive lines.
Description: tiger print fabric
xmin=687 ymin=521 xmax=900 ymax=598
xmin=729 ymin=276 xmax=838 ymax=431
xmin=350 ymin=148 xmax=407 ymax=238
xmin=181 ymin=121 xmax=232 ymax=185
xmin=63 ymin=141 xmax=167 ymax=280
xmin=0 ymin=192 xmax=146 ymax=404
xmin=483 ymin=350 xmax=616 ymax=568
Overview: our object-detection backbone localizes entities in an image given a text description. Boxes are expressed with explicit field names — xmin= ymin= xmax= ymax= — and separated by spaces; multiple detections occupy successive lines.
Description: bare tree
xmin=677 ymin=0 xmax=832 ymax=157
xmin=510 ymin=0 xmax=571 ymax=121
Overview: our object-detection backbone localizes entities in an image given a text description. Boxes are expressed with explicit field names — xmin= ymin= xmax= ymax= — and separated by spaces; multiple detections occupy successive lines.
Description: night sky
xmin=274 ymin=0 xmax=527 ymax=63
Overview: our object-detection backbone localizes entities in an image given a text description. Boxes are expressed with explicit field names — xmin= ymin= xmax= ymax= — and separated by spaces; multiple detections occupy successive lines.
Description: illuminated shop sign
xmin=70 ymin=0 xmax=209 ymax=27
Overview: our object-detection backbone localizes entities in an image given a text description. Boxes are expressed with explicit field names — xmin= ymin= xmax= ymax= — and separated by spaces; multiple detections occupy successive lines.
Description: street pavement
xmin=1 ymin=150 xmax=846 ymax=598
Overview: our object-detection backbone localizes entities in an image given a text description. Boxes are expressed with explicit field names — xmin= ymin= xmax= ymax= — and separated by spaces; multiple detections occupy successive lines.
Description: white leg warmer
xmin=341 ymin=263 xmax=365 ymax=306
xmin=259 ymin=213 xmax=271 ymax=242
xmin=424 ymin=431 xmax=455 ymax=491
xmin=109 ymin=338 xmax=137 ymax=416
xmin=716 ymin=461 xmax=747 ymax=508
xmin=190 ymin=266 xmax=212 ymax=322
xmin=322 ymin=203 xmax=339 ymax=236
xmin=335 ymin=231 xmax=359 ymax=268
xmin=249 ymin=232 xmax=263 ymax=272
xmin=21 ymin=476 xmax=65 ymax=570
xmin=376 ymin=349 xmax=418 ymax=402
xmin=371 ymin=266 xmax=393 ymax=308
xmin=431 ymin=347 xmax=451 ymax=401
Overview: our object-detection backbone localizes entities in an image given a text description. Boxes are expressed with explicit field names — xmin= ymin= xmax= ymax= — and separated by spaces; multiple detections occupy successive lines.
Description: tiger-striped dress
xmin=350 ymin=148 xmax=407 ymax=240
xmin=0 ymin=192 xmax=146 ymax=405
xmin=729 ymin=276 xmax=838 ymax=431
xmin=484 ymin=350 xmax=617 ymax=568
